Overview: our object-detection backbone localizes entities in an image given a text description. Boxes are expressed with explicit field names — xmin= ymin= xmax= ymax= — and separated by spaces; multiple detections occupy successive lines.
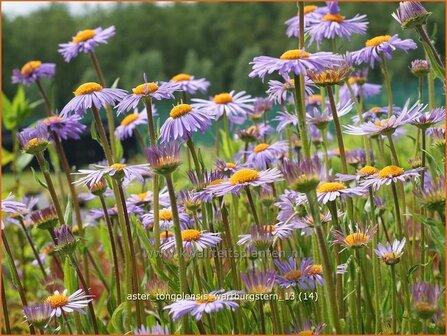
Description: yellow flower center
xmin=263 ymin=225 xmax=276 ymax=233
xmin=304 ymin=5 xmax=317 ymax=14
xmin=310 ymin=69 xmax=345 ymax=85
xmin=171 ymin=73 xmax=192 ymax=82
xmin=72 ymin=29 xmax=97 ymax=43
xmin=306 ymin=264 xmax=323 ymax=275
xmin=323 ymin=13 xmax=345 ymax=23
xmin=250 ymin=285 xmax=271 ymax=294
xmin=91 ymin=181 xmax=106 ymax=192
xmin=160 ymin=231 xmax=174 ymax=239
xmin=366 ymin=35 xmax=392 ymax=47
xmin=20 ymin=61 xmax=41 ymax=75
xmin=195 ymin=294 xmax=217 ymax=304
xmin=254 ymin=143 xmax=270 ymax=153
xmin=308 ymin=95 xmax=322 ymax=104
xmin=382 ymin=252 xmax=399 ymax=262
xmin=316 ymin=182 xmax=346 ymax=193
xmin=284 ymin=270 xmax=301 ymax=281
xmin=43 ymin=116 xmax=63 ymax=125
xmin=226 ymin=163 xmax=236 ymax=169
xmin=132 ymin=82 xmax=159 ymax=95
xmin=345 ymin=233 xmax=369 ymax=247
xmin=181 ymin=229 xmax=202 ymax=241
xmin=280 ymin=49 xmax=311 ymax=60
xmin=121 ymin=113 xmax=139 ymax=126
xmin=74 ymin=82 xmax=103 ymax=96
xmin=170 ymin=104 xmax=192 ymax=119
xmin=159 ymin=209 xmax=173 ymax=221
xmin=27 ymin=138 xmax=40 ymax=147
xmin=213 ymin=93 xmax=233 ymax=104
xmin=46 ymin=293 xmax=69 ymax=308
xmin=284 ymin=79 xmax=295 ymax=88
xmin=137 ymin=192 xmax=147 ymax=200
xmin=110 ymin=163 xmax=127 ymax=171
xmin=297 ymin=331 xmax=314 ymax=336
xmin=229 ymin=168 xmax=260 ymax=185
xmin=378 ymin=165 xmax=404 ymax=178
xmin=358 ymin=165 xmax=379 ymax=176
xmin=209 ymin=179 xmax=225 ymax=186
xmin=370 ymin=106 xmax=382 ymax=113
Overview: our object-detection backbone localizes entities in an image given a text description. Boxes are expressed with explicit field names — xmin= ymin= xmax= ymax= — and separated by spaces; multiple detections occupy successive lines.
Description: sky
xmin=1 ymin=1 xmax=171 ymax=17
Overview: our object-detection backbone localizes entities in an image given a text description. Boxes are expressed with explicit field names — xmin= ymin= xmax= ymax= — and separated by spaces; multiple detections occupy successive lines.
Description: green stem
xmin=19 ymin=220 xmax=46 ymax=277
xmin=415 ymin=25 xmax=444 ymax=69
xmin=380 ymin=54 xmax=394 ymax=118
xmin=258 ymin=300 xmax=266 ymax=334
xmin=221 ymin=201 xmax=240 ymax=289
xmin=386 ymin=134 xmax=400 ymax=166
xmin=293 ymin=74 xmax=310 ymax=159
xmin=390 ymin=265 xmax=397 ymax=334
xmin=143 ymin=95 xmax=157 ymax=146
xmin=91 ymin=105 xmax=114 ymax=164
xmin=321 ymin=128 xmax=330 ymax=180
xmin=1 ymin=278 xmax=11 ymax=334
xmin=223 ymin=114 xmax=234 ymax=158
xmin=35 ymin=152 xmax=65 ymax=226
xmin=245 ymin=186 xmax=260 ymax=226
xmin=186 ymin=137 xmax=202 ymax=182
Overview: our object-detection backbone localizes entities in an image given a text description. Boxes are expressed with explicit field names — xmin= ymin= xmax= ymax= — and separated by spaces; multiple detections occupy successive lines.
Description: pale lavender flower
xmin=1 ymin=194 xmax=27 ymax=216
xmin=409 ymin=107 xmax=445 ymax=129
xmin=191 ymin=91 xmax=254 ymax=125
xmin=169 ymin=73 xmax=210 ymax=94
xmin=241 ymin=270 xmax=276 ymax=294
xmin=274 ymin=257 xmax=319 ymax=290
xmin=332 ymin=223 xmax=378 ymax=249
xmin=237 ymin=223 xmax=296 ymax=247
xmin=161 ymin=229 xmax=221 ymax=253
xmin=160 ymin=103 xmax=214 ymax=143
xmin=275 ymin=190 xmax=308 ymax=228
xmin=17 ymin=125 xmax=50 ymax=155
xmin=246 ymin=141 xmax=289 ymax=169
xmin=40 ymin=114 xmax=86 ymax=140
xmin=306 ymin=100 xmax=354 ymax=129
xmin=285 ymin=5 xmax=328 ymax=38
xmin=141 ymin=207 xmax=190 ymax=231
xmin=274 ymin=109 xmax=298 ymax=132
xmin=164 ymin=290 xmax=241 ymax=321
xmin=127 ymin=189 xmax=170 ymax=207
xmin=115 ymin=108 xmax=150 ymax=140
xmin=58 ymin=26 xmax=115 ymax=62
xmin=412 ymin=282 xmax=440 ymax=319
xmin=306 ymin=1 xmax=368 ymax=46
xmin=351 ymin=105 xmax=401 ymax=124
xmin=361 ymin=165 xmax=423 ymax=190
xmin=280 ymin=156 xmax=322 ymax=193
xmin=374 ymin=238 xmax=406 ymax=265
xmin=392 ymin=1 xmax=431 ymax=29
xmin=351 ymin=34 xmax=417 ymax=67
xmin=23 ymin=303 xmax=52 ymax=329
xmin=45 ymin=288 xmax=93 ymax=318
xmin=135 ymin=323 xmax=169 ymax=335
xmin=267 ymin=76 xmax=315 ymax=104
xmin=291 ymin=321 xmax=326 ymax=335
xmin=12 ymin=61 xmax=55 ymax=86
xmin=316 ymin=181 xmax=366 ymax=204
xmin=410 ymin=59 xmax=431 ymax=77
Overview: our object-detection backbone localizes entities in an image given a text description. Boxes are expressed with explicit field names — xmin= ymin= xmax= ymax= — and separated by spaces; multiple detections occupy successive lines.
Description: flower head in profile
xmin=333 ymin=223 xmax=377 ymax=250
xmin=306 ymin=1 xmax=368 ymax=46
xmin=115 ymin=108 xmax=150 ymax=140
xmin=164 ymin=290 xmax=241 ymax=321
xmin=307 ymin=62 xmax=353 ymax=87
xmin=58 ymin=26 xmax=115 ymax=62
xmin=409 ymin=107 xmax=445 ymax=130
xmin=339 ymin=68 xmax=381 ymax=100
xmin=23 ymin=303 xmax=52 ymax=329
xmin=205 ymin=167 xmax=283 ymax=197
xmin=412 ymin=282 xmax=440 ymax=319
xmin=12 ymin=61 xmax=55 ymax=86
xmin=351 ymin=34 xmax=417 ymax=67
xmin=54 ymin=225 xmax=79 ymax=255
xmin=414 ymin=175 xmax=445 ymax=213
xmin=39 ymin=114 xmax=86 ymax=140
xmin=267 ymin=76 xmax=315 ymax=104
xmin=61 ymin=82 xmax=127 ymax=116
xmin=160 ymin=103 xmax=214 ymax=143
xmin=316 ymin=181 xmax=365 ymax=204
xmin=280 ymin=156 xmax=322 ymax=193
xmin=169 ymin=73 xmax=210 ymax=95
xmin=285 ymin=5 xmax=328 ymax=38
xmin=17 ymin=125 xmax=50 ymax=155
xmin=249 ymin=49 xmax=338 ymax=80
xmin=29 ymin=206 xmax=59 ymax=230
xmin=274 ymin=257 xmax=319 ymax=290
xmin=142 ymin=207 xmax=190 ymax=231
xmin=73 ymin=163 xmax=151 ymax=187
xmin=146 ymin=143 xmax=182 ymax=176
xmin=375 ymin=238 xmax=406 ymax=265
xmin=45 ymin=288 xmax=93 ymax=318
xmin=246 ymin=141 xmax=289 ymax=169
xmin=392 ymin=1 xmax=431 ymax=29
xmin=1 ymin=194 xmax=27 ymax=216
xmin=135 ymin=323 xmax=169 ymax=335
xmin=410 ymin=59 xmax=431 ymax=77
xmin=191 ymin=91 xmax=254 ymax=125
xmin=307 ymin=100 xmax=353 ymax=129
xmin=161 ymin=229 xmax=221 ymax=253
xmin=361 ymin=165 xmax=423 ymax=190
xmin=336 ymin=164 xmax=379 ymax=183
xmin=116 ymin=77 xmax=180 ymax=115
xmin=242 ymin=270 xmax=276 ymax=294
xmin=291 ymin=321 xmax=326 ymax=335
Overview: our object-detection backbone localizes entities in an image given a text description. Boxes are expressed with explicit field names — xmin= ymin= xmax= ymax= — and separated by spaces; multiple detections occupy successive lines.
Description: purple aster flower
xmin=23 ymin=302 xmax=52 ymax=329
xmin=410 ymin=59 xmax=431 ymax=77
xmin=45 ymin=288 xmax=93 ymax=318
xmin=275 ymin=190 xmax=308 ymax=228
xmin=88 ymin=204 xmax=143 ymax=223
xmin=205 ymin=167 xmax=283 ymax=197
xmin=247 ymin=97 xmax=274 ymax=121
xmin=2 ymin=194 xmax=27 ymax=216
xmin=135 ymin=323 xmax=169 ymax=335
xmin=191 ymin=91 xmax=254 ymax=125
xmin=17 ymin=124 xmax=51 ymax=155
xmin=164 ymin=290 xmax=241 ymax=321
xmin=146 ymin=142 xmax=182 ymax=176
xmin=142 ymin=207 xmax=190 ymax=231
xmin=161 ymin=229 xmax=221 ymax=253
xmin=274 ymin=109 xmax=298 ymax=132
xmin=336 ymin=165 xmax=380 ymax=183
xmin=61 ymin=82 xmax=127 ymax=116
xmin=267 ymin=76 xmax=315 ymax=104
xmin=115 ymin=108 xmax=150 ymax=140
xmin=169 ymin=73 xmax=210 ymax=95
xmin=73 ymin=163 xmax=151 ymax=187
xmin=285 ymin=5 xmax=328 ymax=38
xmin=306 ymin=1 xmax=368 ymax=46
xmin=291 ymin=321 xmax=326 ymax=335
xmin=127 ymin=189 xmax=170 ymax=207
xmin=351 ymin=105 xmax=401 ymax=124
xmin=12 ymin=61 xmax=55 ymax=86
xmin=237 ymin=124 xmax=273 ymax=143
xmin=39 ymin=114 xmax=86 ymax=140
xmin=392 ymin=1 xmax=431 ymax=29
xmin=237 ymin=223 xmax=296 ymax=247
xmin=351 ymin=34 xmax=417 ymax=67
xmin=160 ymin=103 xmax=214 ymax=143
xmin=374 ymin=238 xmax=406 ymax=265
xmin=344 ymin=99 xmax=425 ymax=136
xmin=116 ymin=79 xmax=181 ymax=115
xmin=245 ymin=141 xmax=289 ymax=169
xmin=307 ymin=100 xmax=353 ymax=129
xmin=316 ymin=181 xmax=366 ymax=204
xmin=332 ymin=223 xmax=377 ymax=249
xmin=280 ymin=156 xmax=323 ymax=193
xmin=412 ymin=282 xmax=440 ymax=319
xmin=409 ymin=107 xmax=445 ymax=130
xmin=340 ymin=69 xmax=381 ymax=101
xmin=58 ymin=26 xmax=115 ymax=62
xmin=241 ymin=270 xmax=276 ymax=294
xmin=414 ymin=176 xmax=445 ymax=212
xmin=249 ymin=49 xmax=338 ymax=80
xmin=237 ymin=225 xmax=273 ymax=251
xmin=214 ymin=159 xmax=240 ymax=176
xmin=361 ymin=165 xmax=423 ymax=190
xmin=274 ymin=257 xmax=318 ymax=290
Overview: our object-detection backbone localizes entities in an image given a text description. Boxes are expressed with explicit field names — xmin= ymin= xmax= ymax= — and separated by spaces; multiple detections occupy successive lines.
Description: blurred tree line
xmin=2 ymin=1 xmax=445 ymax=110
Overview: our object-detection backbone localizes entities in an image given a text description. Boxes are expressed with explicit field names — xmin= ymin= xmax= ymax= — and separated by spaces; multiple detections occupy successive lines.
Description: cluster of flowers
xmin=3 ymin=1 xmax=445 ymax=335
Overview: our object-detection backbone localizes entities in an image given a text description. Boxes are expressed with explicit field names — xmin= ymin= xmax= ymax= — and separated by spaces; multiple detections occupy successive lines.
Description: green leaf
xmin=110 ymin=77 xmax=120 ymax=89
xmin=64 ymin=257 xmax=77 ymax=292
xmin=114 ymin=138 xmax=123 ymax=162
xmin=2 ymin=92 xmax=15 ymax=130
xmin=1 ymin=147 xmax=14 ymax=166
xmin=422 ymin=39 xmax=445 ymax=79
xmin=109 ymin=301 xmax=127 ymax=334
xmin=90 ymin=118 xmax=100 ymax=145
xmin=64 ymin=194 xmax=73 ymax=226
xmin=15 ymin=152 xmax=34 ymax=172
xmin=30 ymin=166 xmax=48 ymax=189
